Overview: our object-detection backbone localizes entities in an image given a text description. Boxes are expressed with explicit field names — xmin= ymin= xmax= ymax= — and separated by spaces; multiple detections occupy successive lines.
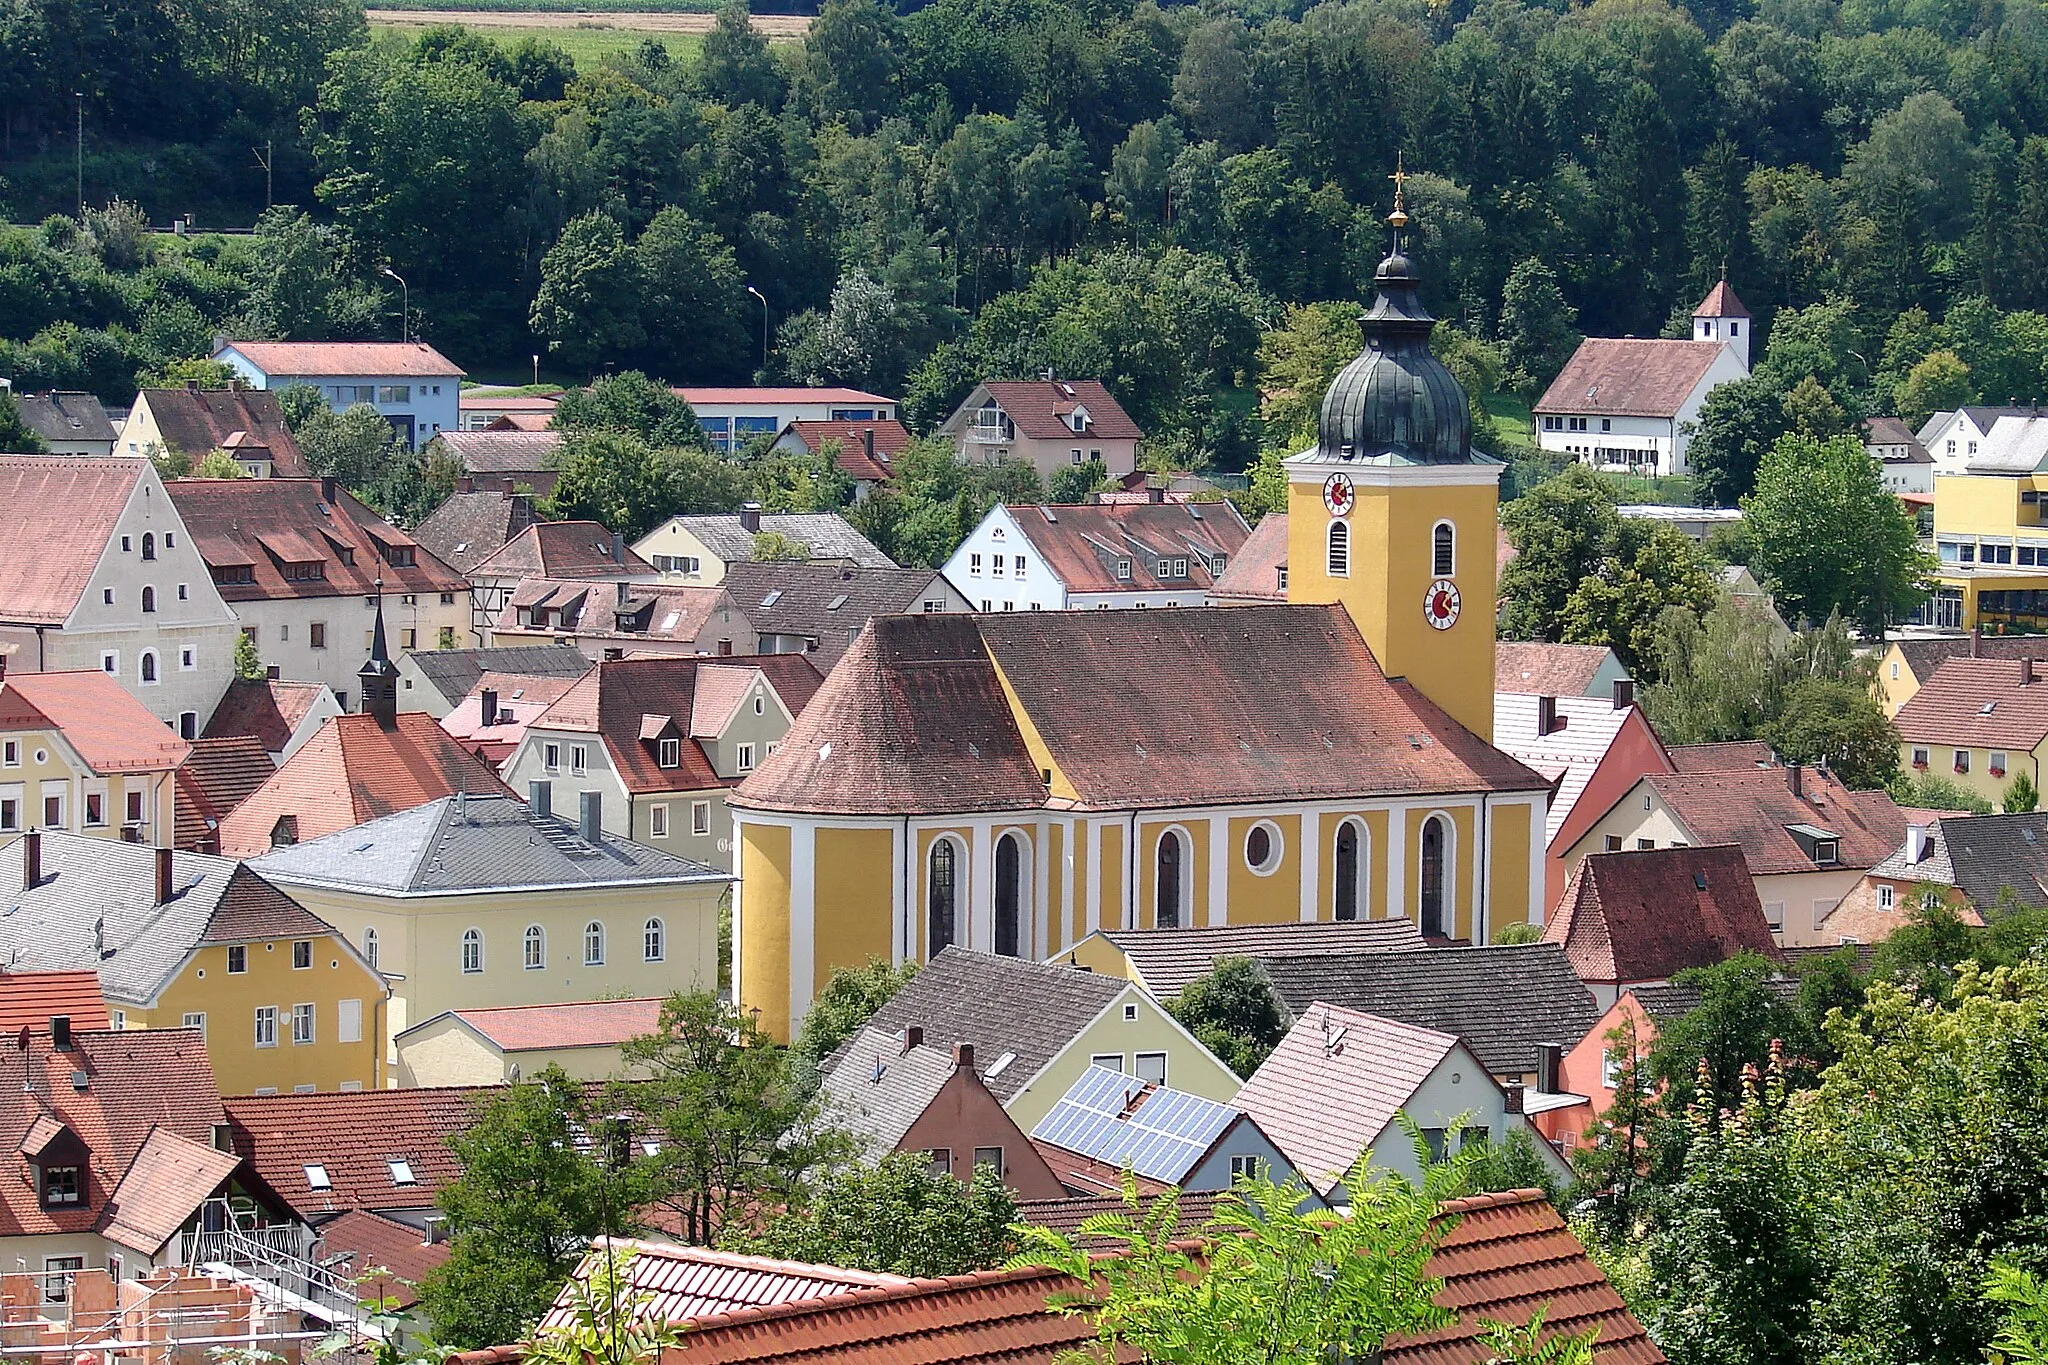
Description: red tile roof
xmin=674 ymin=387 xmax=893 ymax=407
xmin=176 ymin=736 xmax=277 ymax=852
xmin=215 ymin=712 xmax=512 ymax=858
xmin=1535 ymin=339 xmax=1731 ymax=418
xmin=1666 ymin=740 xmax=1775 ymax=773
xmin=318 ymin=1208 xmax=449 ymax=1304
xmin=0 ymin=458 xmax=145 ymax=624
xmin=545 ymin=1239 xmax=910 ymax=1330
xmin=0 ymin=670 xmax=191 ymax=772
xmin=221 ymin=341 xmax=462 ymax=378
xmin=471 ymin=521 xmax=651 ymax=580
xmin=998 ymin=501 xmax=1252 ymax=596
xmin=98 ymin=1126 xmax=242 ymax=1254
xmin=437 ymin=998 xmax=667 ymax=1052
xmin=531 ymin=656 xmax=800 ymax=794
xmin=1632 ymin=767 xmax=1906 ymax=875
xmin=135 ymin=388 xmax=310 ymax=476
xmin=981 ymin=380 xmax=1143 ymax=441
xmin=203 ymin=679 xmax=331 ymax=755
xmin=1209 ymin=513 xmax=1287 ymax=601
xmin=495 ymin=580 xmax=741 ymax=647
xmin=199 ymin=864 xmax=342 ymax=945
xmin=1546 ymin=845 xmax=1783 ymax=986
xmin=0 ymin=972 xmax=110 ymax=1031
xmin=438 ymin=670 xmax=583 ymax=763
xmin=168 ymin=480 xmax=468 ymax=601
xmin=736 ymin=607 xmax=1548 ymax=816
xmin=1029 ymin=1139 xmax=1175 ymax=1199
xmin=782 ymin=420 xmax=909 ymax=482
xmin=1894 ymin=656 xmax=2048 ymax=749
xmin=1694 ymin=280 xmax=1749 ymax=318
xmin=1494 ymin=643 xmax=1617 ymax=697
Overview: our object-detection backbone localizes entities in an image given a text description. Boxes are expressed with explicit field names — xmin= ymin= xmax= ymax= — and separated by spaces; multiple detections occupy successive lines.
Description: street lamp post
xmin=744 ymin=285 xmax=768 ymax=374
xmin=73 ymin=92 xmax=84 ymax=218
xmin=381 ymin=267 xmax=409 ymax=344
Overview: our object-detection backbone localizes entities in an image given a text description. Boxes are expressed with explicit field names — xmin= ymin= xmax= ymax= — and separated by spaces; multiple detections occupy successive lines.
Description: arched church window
xmin=1432 ymin=522 xmax=1455 ymax=577
xmin=928 ymin=840 xmax=958 ymax=957
xmin=1420 ymin=816 xmax=1447 ymax=937
xmin=1327 ymin=521 xmax=1349 ymax=578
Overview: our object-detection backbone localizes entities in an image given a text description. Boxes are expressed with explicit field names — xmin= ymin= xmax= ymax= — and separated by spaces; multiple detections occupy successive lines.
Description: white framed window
xmin=570 ymin=744 xmax=586 ymax=775
xmin=180 ymin=648 xmax=194 ymax=671
xmin=138 ymin=650 xmax=158 ymax=685
xmin=525 ymin=924 xmax=545 ymax=969
xmin=692 ymin=800 xmax=711 ymax=835
xmin=736 ymin=743 xmax=755 ymax=772
xmin=1432 ymin=520 xmax=1456 ymax=576
xmin=1764 ymin=901 xmax=1785 ymax=930
xmin=362 ymin=927 xmax=379 ymax=970
xmin=1243 ymin=820 xmax=1283 ymax=875
xmin=1116 ymin=559 xmax=1131 ymax=580
xmin=292 ymin=1003 xmax=315 ymax=1045
xmin=1993 ymin=750 xmax=2010 ymax=773
xmin=584 ymin=920 xmax=606 ymax=966
xmin=338 ymin=999 xmax=361 ymax=1044
xmin=254 ymin=1006 xmax=278 ymax=1048
xmin=1014 ymin=555 xmax=1026 ymax=575
xmin=969 ymin=553 xmax=983 ymax=575
xmin=1090 ymin=1053 xmax=1123 ymax=1072
xmin=650 ymin=804 xmax=669 ymax=838
xmin=101 ymin=651 xmax=117 ymax=675
xmin=658 ymin=737 xmax=680 ymax=768
xmin=460 ymin=928 xmax=482 ymax=974
xmin=1878 ymin=885 xmax=1896 ymax=911
xmin=183 ymin=1011 xmax=205 ymax=1036
xmin=43 ymin=1256 xmax=84 ymax=1305
xmin=544 ymin=743 xmax=560 ymax=772
xmin=1229 ymin=1154 xmax=1259 ymax=1181
xmin=644 ymin=918 xmax=665 ymax=962
xmin=1135 ymin=1052 xmax=1167 ymax=1085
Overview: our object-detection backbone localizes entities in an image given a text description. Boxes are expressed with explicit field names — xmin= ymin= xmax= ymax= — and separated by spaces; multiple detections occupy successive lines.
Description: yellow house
xmin=1893 ymin=655 xmax=2048 ymax=808
xmin=0 ymin=832 xmax=387 ymax=1094
xmin=1922 ymin=447 xmax=2048 ymax=634
xmin=393 ymin=997 xmax=665 ymax=1086
xmin=1876 ymin=635 xmax=2048 ymax=716
xmin=729 ymin=205 xmax=1551 ymax=1041
xmin=250 ymin=791 xmax=730 ymax=1068
xmin=0 ymin=669 xmax=189 ymax=846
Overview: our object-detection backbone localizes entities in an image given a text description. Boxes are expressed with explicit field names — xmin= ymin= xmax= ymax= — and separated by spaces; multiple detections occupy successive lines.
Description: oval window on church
xmin=1244 ymin=822 xmax=1282 ymax=876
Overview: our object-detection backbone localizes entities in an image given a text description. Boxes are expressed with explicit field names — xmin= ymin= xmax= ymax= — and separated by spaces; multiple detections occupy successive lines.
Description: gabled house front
xmin=942 ymin=501 xmax=1252 ymax=611
xmin=935 ymin=380 xmax=1144 ymax=480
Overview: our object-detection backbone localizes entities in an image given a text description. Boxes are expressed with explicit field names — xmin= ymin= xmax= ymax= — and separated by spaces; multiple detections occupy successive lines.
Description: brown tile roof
xmin=782 ymin=420 xmax=909 ymax=481
xmin=436 ymin=429 xmax=561 ymax=474
xmin=982 ymin=380 xmax=1144 ymax=441
xmin=1028 ymin=1139 xmax=1175 ymax=1199
xmin=1208 ymin=513 xmax=1287 ymax=601
xmin=1545 ymin=845 xmax=1783 ymax=985
xmin=1535 ymin=339 xmax=1730 ymax=419
xmin=221 ymin=340 xmax=462 ymax=378
xmin=1000 ymin=501 xmax=1251 ymax=596
xmin=1693 ymin=280 xmax=1749 ymax=318
xmin=318 ymin=1208 xmax=449 ymax=1303
xmin=0 ymin=1027 xmax=225 ymax=1240
xmin=1666 ymin=740 xmax=1775 ymax=772
xmin=737 ymin=606 xmax=1547 ymax=816
xmin=1635 ymin=767 xmax=1907 ymax=875
xmin=415 ymin=492 xmax=536 ymax=575
xmin=472 ymin=521 xmax=651 ymax=580
xmin=134 ymin=388 xmax=308 ymax=475
xmin=199 ymin=864 xmax=340 ymax=944
xmin=1894 ymin=656 xmax=2048 ymax=749
xmin=437 ymin=997 xmax=666 ymax=1051
xmin=459 ymin=392 xmax=562 ymax=414
xmin=0 ymin=670 xmax=191 ymax=772
xmin=216 ymin=712 xmax=512 ymax=858
xmin=1013 ymin=1189 xmax=1224 ymax=1241
xmin=723 ymin=560 xmax=953 ymax=670
xmin=1865 ymin=416 xmax=1931 ymax=462
xmin=176 ymin=736 xmax=277 ymax=852
xmin=0 ymin=972 xmax=110 ymax=1031
xmin=97 ymin=1126 xmax=241 ymax=1254
xmin=1493 ymin=643 xmax=1617 ymax=697
xmin=1893 ymin=635 xmax=2048 ymax=684
xmin=1385 ymin=1189 xmax=1666 ymax=1365
xmin=0 ymin=458 xmax=145 ymax=624
xmin=204 ymin=679 xmax=331 ymax=755
xmin=168 ymin=480 xmax=467 ymax=601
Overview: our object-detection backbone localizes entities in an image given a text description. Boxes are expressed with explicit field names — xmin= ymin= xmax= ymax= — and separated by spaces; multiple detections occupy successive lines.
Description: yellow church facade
xmin=730 ymin=209 xmax=1551 ymax=1041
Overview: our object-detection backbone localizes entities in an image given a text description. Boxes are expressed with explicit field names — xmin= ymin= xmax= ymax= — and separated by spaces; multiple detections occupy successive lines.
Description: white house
xmin=1920 ymin=406 xmax=2048 ymax=475
xmin=1865 ymin=416 xmax=1935 ymax=495
xmin=676 ymin=387 xmax=896 ymax=455
xmin=942 ymin=500 xmax=1251 ymax=612
xmin=1533 ymin=282 xmax=1752 ymax=479
xmin=12 ymin=392 xmax=116 ymax=456
xmin=213 ymin=341 xmax=463 ymax=450
xmin=933 ymin=380 xmax=1144 ymax=481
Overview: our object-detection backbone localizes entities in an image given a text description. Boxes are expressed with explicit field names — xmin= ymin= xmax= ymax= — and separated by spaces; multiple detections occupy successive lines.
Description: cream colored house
xmin=0 ymin=670 xmax=188 ymax=844
xmin=394 ymin=997 xmax=665 ymax=1086
xmin=250 ymin=792 xmax=729 ymax=1063
xmin=1892 ymin=655 xmax=2048 ymax=807
xmin=631 ymin=507 xmax=894 ymax=586
xmin=933 ymin=380 xmax=1145 ymax=481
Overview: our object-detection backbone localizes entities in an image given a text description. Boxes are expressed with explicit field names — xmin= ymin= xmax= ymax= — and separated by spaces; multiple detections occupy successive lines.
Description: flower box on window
xmin=1913 ymin=759 xmax=1928 ymax=769
xmin=1992 ymin=767 xmax=2007 ymax=777
xmin=1956 ymin=763 xmax=1970 ymax=774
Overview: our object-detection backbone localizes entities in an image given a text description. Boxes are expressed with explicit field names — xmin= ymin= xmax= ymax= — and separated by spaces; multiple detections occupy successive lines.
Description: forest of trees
xmin=13 ymin=0 xmax=2048 ymax=476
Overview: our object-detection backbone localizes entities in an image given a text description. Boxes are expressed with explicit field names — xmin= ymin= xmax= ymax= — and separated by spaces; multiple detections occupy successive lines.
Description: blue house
xmin=214 ymin=341 xmax=464 ymax=450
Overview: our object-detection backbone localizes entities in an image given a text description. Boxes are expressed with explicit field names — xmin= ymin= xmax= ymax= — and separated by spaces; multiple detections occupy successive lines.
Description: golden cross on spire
xmin=1388 ymin=153 xmax=1410 ymax=230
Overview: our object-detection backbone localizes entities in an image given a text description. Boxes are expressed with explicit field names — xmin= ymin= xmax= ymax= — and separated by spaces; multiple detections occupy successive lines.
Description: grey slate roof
xmin=1092 ymin=920 xmax=1425 ymax=999
xmin=0 ymin=832 xmax=340 ymax=1005
xmin=856 ymin=948 xmax=1126 ymax=1104
xmin=403 ymin=646 xmax=592 ymax=708
xmin=1885 ymin=812 xmax=2048 ymax=910
xmin=15 ymin=392 xmax=115 ymax=445
xmin=1624 ymin=977 xmax=1799 ymax=1025
xmin=723 ymin=562 xmax=952 ymax=671
xmin=661 ymin=513 xmax=895 ymax=568
xmin=414 ymin=492 xmax=533 ymax=574
xmin=1253 ymin=943 xmax=1600 ymax=1079
xmin=817 ymin=1026 xmax=956 ymax=1158
xmin=250 ymin=792 xmax=727 ymax=895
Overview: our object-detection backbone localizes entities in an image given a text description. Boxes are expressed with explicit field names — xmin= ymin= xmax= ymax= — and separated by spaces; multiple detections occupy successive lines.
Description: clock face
xmin=1424 ymin=578 xmax=1461 ymax=630
xmin=1322 ymin=473 xmax=1354 ymax=517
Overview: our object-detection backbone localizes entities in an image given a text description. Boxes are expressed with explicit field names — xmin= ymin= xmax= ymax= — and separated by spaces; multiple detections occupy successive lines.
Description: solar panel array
xmin=1030 ymin=1065 xmax=1238 ymax=1183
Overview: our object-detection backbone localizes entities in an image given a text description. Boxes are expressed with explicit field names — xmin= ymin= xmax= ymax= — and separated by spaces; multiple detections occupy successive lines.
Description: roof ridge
xmin=678 ymin=1261 xmax=1075 ymax=1334
xmin=1435 ymin=1188 xmax=1548 ymax=1214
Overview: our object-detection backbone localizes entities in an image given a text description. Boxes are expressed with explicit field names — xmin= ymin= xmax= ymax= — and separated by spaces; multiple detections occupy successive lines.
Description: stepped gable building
xmin=731 ymin=195 xmax=1551 ymax=1040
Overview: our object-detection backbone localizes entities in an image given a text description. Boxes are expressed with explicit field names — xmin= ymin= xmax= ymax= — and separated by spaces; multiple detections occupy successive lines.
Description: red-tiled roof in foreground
xmin=0 ymin=971 xmax=110 ymax=1031
xmin=319 ymin=1208 xmax=450 ymax=1303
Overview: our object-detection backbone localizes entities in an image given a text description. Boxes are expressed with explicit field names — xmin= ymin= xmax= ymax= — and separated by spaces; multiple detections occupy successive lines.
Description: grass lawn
xmin=371 ymin=20 xmax=703 ymax=68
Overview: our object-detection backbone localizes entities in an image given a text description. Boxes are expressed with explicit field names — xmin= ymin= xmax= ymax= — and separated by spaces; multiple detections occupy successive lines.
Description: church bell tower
xmin=1282 ymin=168 xmax=1501 ymax=742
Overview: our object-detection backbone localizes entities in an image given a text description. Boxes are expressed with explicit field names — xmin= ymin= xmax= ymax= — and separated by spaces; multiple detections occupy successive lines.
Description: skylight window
xmin=304 ymin=1164 xmax=331 ymax=1190
xmin=387 ymin=1158 xmax=417 ymax=1186
xmin=985 ymin=1051 xmax=1017 ymax=1080
xmin=760 ymin=591 xmax=783 ymax=607
xmin=1982 ymin=701 xmax=1999 ymax=714
xmin=827 ymin=594 xmax=849 ymax=610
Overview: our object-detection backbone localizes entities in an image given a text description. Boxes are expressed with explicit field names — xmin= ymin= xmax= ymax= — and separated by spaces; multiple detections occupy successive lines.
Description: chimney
xmin=1148 ymin=484 xmax=1165 ymax=504
xmin=23 ymin=830 xmax=40 ymax=891
xmin=49 ymin=1016 xmax=70 ymax=1052
xmin=901 ymin=1025 xmax=923 ymax=1053
xmin=510 ymin=494 xmax=533 ymax=534
xmin=739 ymin=502 xmax=762 ymax=534
xmin=954 ymin=1042 xmax=975 ymax=1071
xmin=155 ymin=846 xmax=174 ymax=905
xmin=319 ymin=475 xmax=337 ymax=505
xmin=1973 ymin=628 xmax=1983 ymax=658
xmin=1788 ymin=763 xmax=1804 ymax=799
xmin=1537 ymin=1043 xmax=1562 ymax=1095
xmin=184 ymin=379 xmax=201 ymax=393
xmin=529 ymin=779 xmax=551 ymax=819
xmin=480 ymin=688 xmax=498 ymax=728
xmin=456 ymin=475 xmax=475 ymax=495
xmin=578 ymin=789 xmax=602 ymax=843
xmin=1612 ymin=677 xmax=1634 ymax=709
xmin=862 ymin=428 xmax=876 ymax=464
xmin=1536 ymin=695 xmax=1557 ymax=736
xmin=1908 ymin=823 xmax=1931 ymax=864
xmin=616 ymin=580 xmax=629 ymax=608
xmin=1502 ymin=1082 xmax=1524 ymax=1115
xmin=0 ymin=654 xmax=9 ymax=683
xmin=611 ymin=531 xmax=624 ymax=564
xmin=2027 ymin=659 xmax=2038 ymax=686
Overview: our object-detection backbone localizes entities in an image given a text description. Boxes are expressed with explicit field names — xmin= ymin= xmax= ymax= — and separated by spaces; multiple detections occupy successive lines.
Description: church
xmin=730 ymin=201 xmax=1552 ymax=1041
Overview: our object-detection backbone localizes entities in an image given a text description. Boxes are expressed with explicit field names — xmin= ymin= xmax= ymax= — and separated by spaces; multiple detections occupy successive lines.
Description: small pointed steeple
xmin=359 ymin=578 xmax=399 ymax=728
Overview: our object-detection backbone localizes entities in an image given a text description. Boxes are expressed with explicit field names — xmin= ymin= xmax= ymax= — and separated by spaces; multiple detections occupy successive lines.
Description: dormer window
xmin=659 ymin=737 xmax=681 ymax=769
xmin=1815 ymin=839 xmax=1840 ymax=865
xmin=1116 ymin=559 xmax=1132 ymax=580
xmin=41 ymin=1166 xmax=80 ymax=1206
